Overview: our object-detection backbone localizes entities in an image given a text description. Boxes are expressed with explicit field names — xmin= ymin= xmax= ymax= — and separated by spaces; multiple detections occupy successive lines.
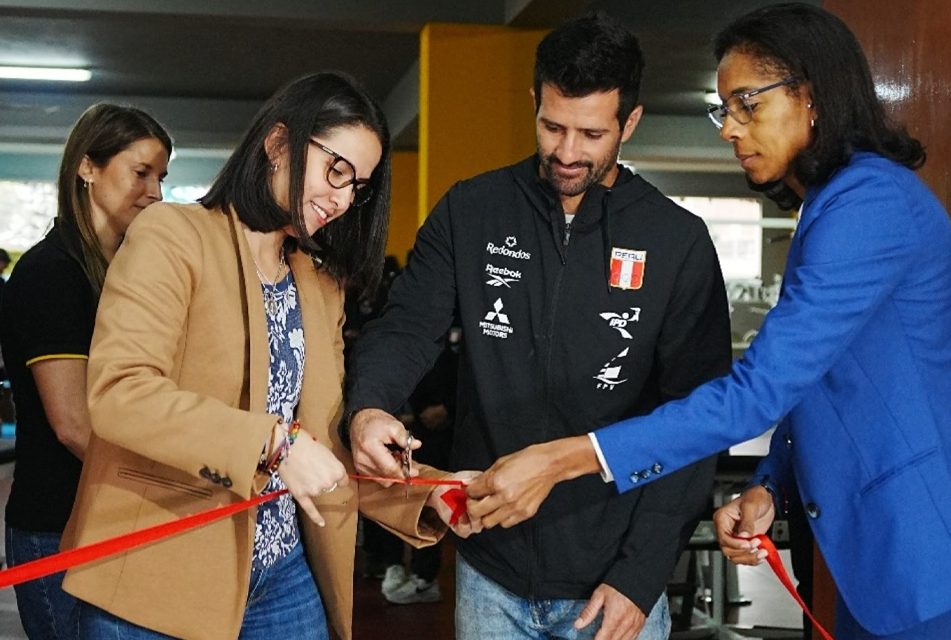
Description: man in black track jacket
xmin=344 ymin=12 xmax=731 ymax=640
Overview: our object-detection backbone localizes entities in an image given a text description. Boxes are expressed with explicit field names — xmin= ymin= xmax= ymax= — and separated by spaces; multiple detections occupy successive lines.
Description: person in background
xmin=59 ymin=72 xmax=473 ymax=640
xmin=0 ymin=103 xmax=171 ymax=640
xmin=466 ymin=4 xmax=951 ymax=639
xmin=0 ymin=248 xmax=10 ymax=378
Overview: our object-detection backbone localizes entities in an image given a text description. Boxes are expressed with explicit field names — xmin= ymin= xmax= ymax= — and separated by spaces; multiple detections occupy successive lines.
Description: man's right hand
xmin=349 ymin=408 xmax=421 ymax=486
xmin=713 ymin=485 xmax=776 ymax=566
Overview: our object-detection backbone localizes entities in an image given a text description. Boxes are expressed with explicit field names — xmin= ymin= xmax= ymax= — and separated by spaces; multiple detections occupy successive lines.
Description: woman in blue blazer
xmin=467 ymin=4 xmax=951 ymax=638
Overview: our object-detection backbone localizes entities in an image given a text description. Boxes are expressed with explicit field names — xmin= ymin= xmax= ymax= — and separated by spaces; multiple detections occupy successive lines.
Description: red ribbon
xmin=748 ymin=534 xmax=835 ymax=640
xmin=0 ymin=474 xmax=469 ymax=591
xmin=0 ymin=489 xmax=289 ymax=590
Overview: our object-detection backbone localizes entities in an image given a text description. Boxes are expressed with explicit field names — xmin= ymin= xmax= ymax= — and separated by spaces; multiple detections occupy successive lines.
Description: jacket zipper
xmin=531 ymin=213 xmax=571 ymax=597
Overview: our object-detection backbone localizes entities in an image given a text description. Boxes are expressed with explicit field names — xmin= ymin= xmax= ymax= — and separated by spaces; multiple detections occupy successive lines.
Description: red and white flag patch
xmin=609 ymin=248 xmax=646 ymax=290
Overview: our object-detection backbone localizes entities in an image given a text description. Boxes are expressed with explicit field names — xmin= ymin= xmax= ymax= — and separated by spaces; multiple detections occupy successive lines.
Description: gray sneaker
xmin=381 ymin=564 xmax=410 ymax=597
xmin=383 ymin=576 xmax=442 ymax=605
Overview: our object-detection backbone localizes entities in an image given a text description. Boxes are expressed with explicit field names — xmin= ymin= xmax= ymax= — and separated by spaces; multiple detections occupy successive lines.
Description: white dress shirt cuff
xmin=588 ymin=432 xmax=614 ymax=483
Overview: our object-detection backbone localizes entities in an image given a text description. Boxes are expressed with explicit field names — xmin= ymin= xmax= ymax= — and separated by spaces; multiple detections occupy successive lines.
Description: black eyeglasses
xmin=309 ymin=139 xmax=374 ymax=207
xmin=706 ymin=76 xmax=801 ymax=129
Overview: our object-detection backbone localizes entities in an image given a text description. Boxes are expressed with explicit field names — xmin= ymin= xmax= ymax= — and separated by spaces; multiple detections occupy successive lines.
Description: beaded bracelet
xmin=257 ymin=420 xmax=302 ymax=475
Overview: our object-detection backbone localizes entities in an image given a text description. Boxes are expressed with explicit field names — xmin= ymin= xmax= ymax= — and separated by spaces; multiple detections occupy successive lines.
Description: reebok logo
xmin=485 ymin=263 xmax=522 ymax=288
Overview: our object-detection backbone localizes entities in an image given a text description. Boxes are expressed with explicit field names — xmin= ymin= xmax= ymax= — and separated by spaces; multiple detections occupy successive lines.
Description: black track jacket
xmin=346 ymin=156 xmax=732 ymax=613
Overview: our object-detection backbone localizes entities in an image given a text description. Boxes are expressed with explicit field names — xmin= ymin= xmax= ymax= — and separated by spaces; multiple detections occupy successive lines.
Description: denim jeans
xmin=455 ymin=552 xmax=671 ymax=640
xmin=5 ymin=526 xmax=80 ymax=640
xmin=78 ymin=542 xmax=328 ymax=639
xmin=836 ymin=596 xmax=951 ymax=640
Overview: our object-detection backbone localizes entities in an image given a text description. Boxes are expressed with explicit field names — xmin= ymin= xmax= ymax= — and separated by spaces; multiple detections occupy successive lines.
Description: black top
xmin=0 ymin=222 xmax=95 ymax=532
xmin=345 ymin=156 xmax=732 ymax=612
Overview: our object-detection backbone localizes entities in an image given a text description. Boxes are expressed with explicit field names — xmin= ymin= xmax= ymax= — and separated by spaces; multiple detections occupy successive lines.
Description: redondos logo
xmin=486 ymin=242 xmax=531 ymax=260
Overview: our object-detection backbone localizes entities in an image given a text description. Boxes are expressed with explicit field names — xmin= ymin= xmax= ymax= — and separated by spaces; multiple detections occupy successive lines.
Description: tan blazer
xmin=61 ymin=203 xmax=446 ymax=640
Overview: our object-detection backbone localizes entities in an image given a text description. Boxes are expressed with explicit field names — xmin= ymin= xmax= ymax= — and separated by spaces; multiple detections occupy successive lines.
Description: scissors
xmin=402 ymin=432 xmax=414 ymax=498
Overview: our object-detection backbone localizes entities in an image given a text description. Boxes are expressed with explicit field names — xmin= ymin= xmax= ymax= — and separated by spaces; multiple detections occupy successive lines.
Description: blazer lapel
xmin=226 ymin=209 xmax=270 ymax=415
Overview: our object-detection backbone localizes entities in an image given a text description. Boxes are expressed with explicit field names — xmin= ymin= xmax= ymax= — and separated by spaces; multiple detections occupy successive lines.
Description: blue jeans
xmin=836 ymin=597 xmax=951 ymax=640
xmin=456 ymin=552 xmax=671 ymax=640
xmin=78 ymin=542 xmax=328 ymax=639
xmin=5 ymin=526 xmax=80 ymax=640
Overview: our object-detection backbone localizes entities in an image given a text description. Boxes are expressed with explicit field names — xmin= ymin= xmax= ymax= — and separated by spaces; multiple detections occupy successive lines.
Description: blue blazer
xmin=595 ymin=152 xmax=951 ymax=635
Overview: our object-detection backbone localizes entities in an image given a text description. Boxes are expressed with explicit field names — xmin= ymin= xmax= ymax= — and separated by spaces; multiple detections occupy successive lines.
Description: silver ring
xmin=325 ymin=482 xmax=338 ymax=494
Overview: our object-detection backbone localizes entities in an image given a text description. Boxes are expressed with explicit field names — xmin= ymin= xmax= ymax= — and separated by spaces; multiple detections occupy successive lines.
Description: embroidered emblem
xmin=609 ymin=248 xmax=646 ymax=290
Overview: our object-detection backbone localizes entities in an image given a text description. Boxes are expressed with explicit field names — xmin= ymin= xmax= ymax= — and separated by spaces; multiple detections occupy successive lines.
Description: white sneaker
xmin=383 ymin=575 xmax=442 ymax=605
xmin=381 ymin=564 xmax=409 ymax=597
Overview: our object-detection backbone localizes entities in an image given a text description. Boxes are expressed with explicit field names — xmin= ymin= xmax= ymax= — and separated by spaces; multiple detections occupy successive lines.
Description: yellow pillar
xmin=418 ymin=23 xmax=548 ymax=221
xmin=385 ymin=151 xmax=419 ymax=266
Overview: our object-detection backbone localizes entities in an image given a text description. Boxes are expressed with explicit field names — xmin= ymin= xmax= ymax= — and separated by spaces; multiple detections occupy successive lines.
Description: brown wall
xmin=825 ymin=0 xmax=951 ymax=211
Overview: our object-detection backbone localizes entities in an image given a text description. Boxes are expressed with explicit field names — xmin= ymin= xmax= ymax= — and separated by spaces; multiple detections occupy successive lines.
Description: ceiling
xmin=0 ymin=0 xmax=819 ymax=153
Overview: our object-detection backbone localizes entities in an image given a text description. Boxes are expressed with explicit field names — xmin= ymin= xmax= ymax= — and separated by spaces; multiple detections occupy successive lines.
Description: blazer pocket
xmin=860 ymin=448 xmax=938 ymax=497
xmin=118 ymin=467 xmax=214 ymax=500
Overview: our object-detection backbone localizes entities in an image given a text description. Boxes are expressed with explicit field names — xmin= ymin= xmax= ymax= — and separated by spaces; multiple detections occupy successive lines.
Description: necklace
xmin=252 ymin=250 xmax=287 ymax=316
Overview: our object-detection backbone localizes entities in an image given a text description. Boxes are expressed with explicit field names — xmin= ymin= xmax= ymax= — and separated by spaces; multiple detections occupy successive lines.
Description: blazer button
xmin=784 ymin=433 xmax=793 ymax=449
xmin=806 ymin=502 xmax=821 ymax=519
xmin=629 ymin=472 xmax=641 ymax=484
xmin=651 ymin=463 xmax=663 ymax=474
xmin=221 ymin=477 xmax=233 ymax=488
xmin=210 ymin=472 xmax=222 ymax=484
xmin=199 ymin=466 xmax=212 ymax=480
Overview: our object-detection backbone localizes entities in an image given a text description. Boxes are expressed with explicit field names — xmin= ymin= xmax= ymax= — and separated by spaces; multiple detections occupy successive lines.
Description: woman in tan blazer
xmin=60 ymin=72 xmax=473 ymax=640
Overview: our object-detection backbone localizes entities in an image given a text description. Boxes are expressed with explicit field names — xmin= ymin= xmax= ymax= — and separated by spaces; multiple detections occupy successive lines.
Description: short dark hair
xmin=201 ymin=72 xmax=391 ymax=297
xmin=58 ymin=104 xmax=173 ymax=297
xmin=714 ymin=2 xmax=925 ymax=191
xmin=534 ymin=11 xmax=645 ymax=128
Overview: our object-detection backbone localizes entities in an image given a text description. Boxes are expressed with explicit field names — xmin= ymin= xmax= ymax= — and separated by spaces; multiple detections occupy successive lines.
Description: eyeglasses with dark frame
xmin=706 ymin=76 xmax=802 ymax=129
xmin=309 ymin=139 xmax=374 ymax=207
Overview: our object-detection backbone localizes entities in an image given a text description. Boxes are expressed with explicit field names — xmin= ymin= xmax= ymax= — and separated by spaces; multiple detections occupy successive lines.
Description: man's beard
xmin=538 ymin=140 xmax=620 ymax=197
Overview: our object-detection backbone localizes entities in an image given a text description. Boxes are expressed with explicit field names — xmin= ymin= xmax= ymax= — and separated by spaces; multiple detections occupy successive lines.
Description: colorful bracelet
xmin=257 ymin=420 xmax=302 ymax=475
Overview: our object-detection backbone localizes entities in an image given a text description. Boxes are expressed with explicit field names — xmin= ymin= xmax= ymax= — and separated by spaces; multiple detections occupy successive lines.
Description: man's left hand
xmin=574 ymin=583 xmax=646 ymax=640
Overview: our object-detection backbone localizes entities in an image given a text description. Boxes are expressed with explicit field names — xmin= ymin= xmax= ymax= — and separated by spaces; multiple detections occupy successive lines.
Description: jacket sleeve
xmin=344 ymin=190 xmax=459 ymax=419
xmin=595 ymin=168 xmax=918 ymax=495
xmin=602 ymin=218 xmax=730 ymax=612
xmin=87 ymin=205 xmax=275 ymax=499
xmin=749 ymin=418 xmax=795 ymax=514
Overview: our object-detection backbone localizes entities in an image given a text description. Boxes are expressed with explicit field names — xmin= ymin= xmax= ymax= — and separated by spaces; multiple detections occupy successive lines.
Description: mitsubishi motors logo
xmin=484 ymin=298 xmax=509 ymax=323
xmin=594 ymin=348 xmax=629 ymax=390
xmin=480 ymin=298 xmax=514 ymax=339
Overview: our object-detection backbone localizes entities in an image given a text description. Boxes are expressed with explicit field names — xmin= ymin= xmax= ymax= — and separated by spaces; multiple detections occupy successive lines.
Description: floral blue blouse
xmin=253 ymin=270 xmax=304 ymax=570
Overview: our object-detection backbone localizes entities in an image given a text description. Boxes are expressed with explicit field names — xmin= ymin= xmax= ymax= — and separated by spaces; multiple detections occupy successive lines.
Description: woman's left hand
xmin=277 ymin=428 xmax=349 ymax=527
xmin=427 ymin=470 xmax=484 ymax=538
